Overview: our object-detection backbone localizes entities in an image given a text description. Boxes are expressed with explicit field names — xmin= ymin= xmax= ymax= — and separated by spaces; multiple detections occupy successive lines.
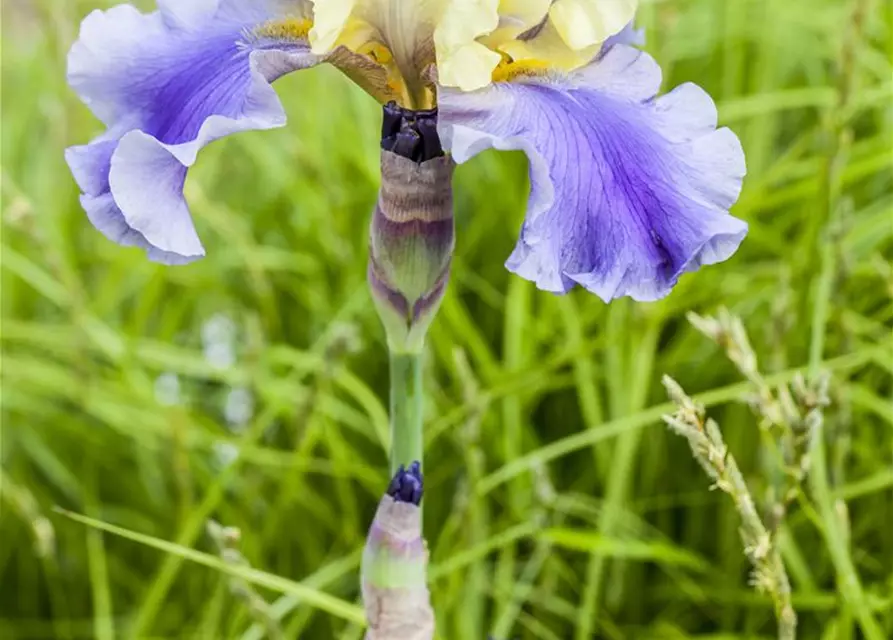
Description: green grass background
xmin=1 ymin=0 xmax=891 ymax=638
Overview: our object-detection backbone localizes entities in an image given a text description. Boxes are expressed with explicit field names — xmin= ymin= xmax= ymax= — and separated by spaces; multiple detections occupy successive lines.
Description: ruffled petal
xmin=65 ymin=1 xmax=319 ymax=263
xmin=603 ymin=21 xmax=645 ymax=50
xmin=497 ymin=5 xmax=639 ymax=72
xmin=499 ymin=15 xmax=595 ymax=70
xmin=438 ymin=45 xmax=747 ymax=302
xmin=310 ymin=0 xmax=503 ymax=96
xmin=438 ymin=0 xmax=635 ymax=89
xmin=549 ymin=0 xmax=638 ymax=50
xmin=434 ymin=0 xmax=502 ymax=91
xmin=308 ymin=0 xmax=358 ymax=53
xmin=310 ymin=0 xmax=443 ymax=97
xmin=492 ymin=0 xmax=552 ymax=38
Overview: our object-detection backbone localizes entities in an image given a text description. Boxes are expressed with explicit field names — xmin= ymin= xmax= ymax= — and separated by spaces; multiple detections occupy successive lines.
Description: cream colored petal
xmin=436 ymin=41 xmax=502 ymax=91
xmin=499 ymin=0 xmax=553 ymax=26
xmin=434 ymin=0 xmax=502 ymax=91
xmin=310 ymin=0 xmax=435 ymax=59
xmin=311 ymin=0 xmax=447 ymax=105
xmin=488 ymin=0 xmax=551 ymax=41
xmin=549 ymin=0 xmax=637 ymax=50
xmin=499 ymin=17 xmax=596 ymax=70
xmin=479 ymin=0 xmax=551 ymax=54
xmin=309 ymin=0 xmax=358 ymax=53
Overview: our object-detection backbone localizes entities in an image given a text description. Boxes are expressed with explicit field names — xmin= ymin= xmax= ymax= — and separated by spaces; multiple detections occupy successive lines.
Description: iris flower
xmin=66 ymin=0 xmax=747 ymax=301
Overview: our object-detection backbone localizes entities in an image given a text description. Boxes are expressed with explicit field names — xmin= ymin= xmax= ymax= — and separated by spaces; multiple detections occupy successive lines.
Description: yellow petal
xmin=498 ymin=0 xmax=552 ymax=27
xmin=434 ymin=0 xmax=502 ymax=91
xmin=437 ymin=41 xmax=502 ymax=91
xmin=484 ymin=0 xmax=551 ymax=45
xmin=309 ymin=0 xmax=359 ymax=53
xmin=549 ymin=0 xmax=637 ymax=51
xmin=498 ymin=16 xmax=596 ymax=71
xmin=310 ymin=0 xmax=447 ymax=105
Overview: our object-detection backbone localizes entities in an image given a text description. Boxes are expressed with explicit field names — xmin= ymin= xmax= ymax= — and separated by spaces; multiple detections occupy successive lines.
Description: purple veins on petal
xmin=437 ymin=45 xmax=748 ymax=302
xmin=65 ymin=1 xmax=319 ymax=264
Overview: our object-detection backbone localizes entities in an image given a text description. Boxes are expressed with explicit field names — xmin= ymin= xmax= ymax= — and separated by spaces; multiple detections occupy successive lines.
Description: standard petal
xmin=308 ymin=0 xmax=357 ymax=53
xmin=549 ymin=0 xmax=637 ymax=50
xmin=434 ymin=0 xmax=502 ymax=91
xmin=499 ymin=15 xmax=595 ymax=70
xmin=438 ymin=45 xmax=747 ymax=302
xmin=493 ymin=0 xmax=552 ymax=38
xmin=497 ymin=0 xmax=637 ymax=71
xmin=66 ymin=1 xmax=319 ymax=263
xmin=310 ymin=0 xmax=503 ymax=97
xmin=310 ymin=0 xmax=443 ymax=103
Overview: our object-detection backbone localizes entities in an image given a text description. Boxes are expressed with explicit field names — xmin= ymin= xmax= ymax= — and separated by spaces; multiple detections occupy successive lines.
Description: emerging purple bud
xmin=387 ymin=461 xmax=424 ymax=505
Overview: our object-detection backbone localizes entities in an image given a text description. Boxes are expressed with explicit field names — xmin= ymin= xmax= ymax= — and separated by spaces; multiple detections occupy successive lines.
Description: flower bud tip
xmin=387 ymin=461 xmax=423 ymax=506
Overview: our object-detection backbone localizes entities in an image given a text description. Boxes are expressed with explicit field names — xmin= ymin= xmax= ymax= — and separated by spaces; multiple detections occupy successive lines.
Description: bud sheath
xmin=362 ymin=463 xmax=434 ymax=640
xmin=369 ymin=105 xmax=455 ymax=354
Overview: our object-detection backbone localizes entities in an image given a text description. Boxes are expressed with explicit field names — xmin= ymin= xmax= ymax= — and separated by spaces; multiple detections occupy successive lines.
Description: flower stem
xmin=389 ymin=350 xmax=424 ymax=475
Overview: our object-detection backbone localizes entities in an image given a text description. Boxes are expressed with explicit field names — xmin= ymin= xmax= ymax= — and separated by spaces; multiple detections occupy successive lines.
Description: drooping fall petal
xmin=439 ymin=44 xmax=747 ymax=301
xmin=66 ymin=1 xmax=319 ymax=262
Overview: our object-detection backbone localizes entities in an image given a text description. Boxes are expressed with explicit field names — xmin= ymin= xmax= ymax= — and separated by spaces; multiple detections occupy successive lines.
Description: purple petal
xmin=603 ymin=22 xmax=645 ymax=50
xmin=438 ymin=45 xmax=747 ymax=302
xmin=65 ymin=2 xmax=319 ymax=263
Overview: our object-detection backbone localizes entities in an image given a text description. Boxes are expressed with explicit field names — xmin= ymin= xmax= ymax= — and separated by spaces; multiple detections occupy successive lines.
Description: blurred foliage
xmin=1 ymin=0 xmax=892 ymax=638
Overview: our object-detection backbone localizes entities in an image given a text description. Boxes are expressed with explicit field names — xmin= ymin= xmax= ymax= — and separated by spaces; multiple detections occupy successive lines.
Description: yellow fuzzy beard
xmin=491 ymin=57 xmax=552 ymax=83
xmin=253 ymin=18 xmax=313 ymax=42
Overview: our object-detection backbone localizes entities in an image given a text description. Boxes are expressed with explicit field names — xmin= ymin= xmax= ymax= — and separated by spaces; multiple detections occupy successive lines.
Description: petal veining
xmin=438 ymin=45 xmax=748 ymax=302
xmin=311 ymin=0 xmax=507 ymax=99
xmin=311 ymin=0 xmax=445 ymax=105
xmin=66 ymin=1 xmax=319 ymax=263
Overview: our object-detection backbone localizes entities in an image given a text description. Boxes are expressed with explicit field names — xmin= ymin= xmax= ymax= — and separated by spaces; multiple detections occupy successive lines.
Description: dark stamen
xmin=386 ymin=460 xmax=424 ymax=505
xmin=381 ymin=102 xmax=444 ymax=164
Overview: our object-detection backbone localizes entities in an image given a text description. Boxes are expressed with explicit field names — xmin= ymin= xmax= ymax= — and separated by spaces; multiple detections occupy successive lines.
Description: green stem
xmin=808 ymin=419 xmax=884 ymax=640
xmin=389 ymin=351 xmax=424 ymax=475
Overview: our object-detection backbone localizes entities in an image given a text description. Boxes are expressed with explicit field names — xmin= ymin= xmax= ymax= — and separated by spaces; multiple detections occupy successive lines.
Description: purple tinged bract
xmin=362 ymin=461 xmax=433 ymax=640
